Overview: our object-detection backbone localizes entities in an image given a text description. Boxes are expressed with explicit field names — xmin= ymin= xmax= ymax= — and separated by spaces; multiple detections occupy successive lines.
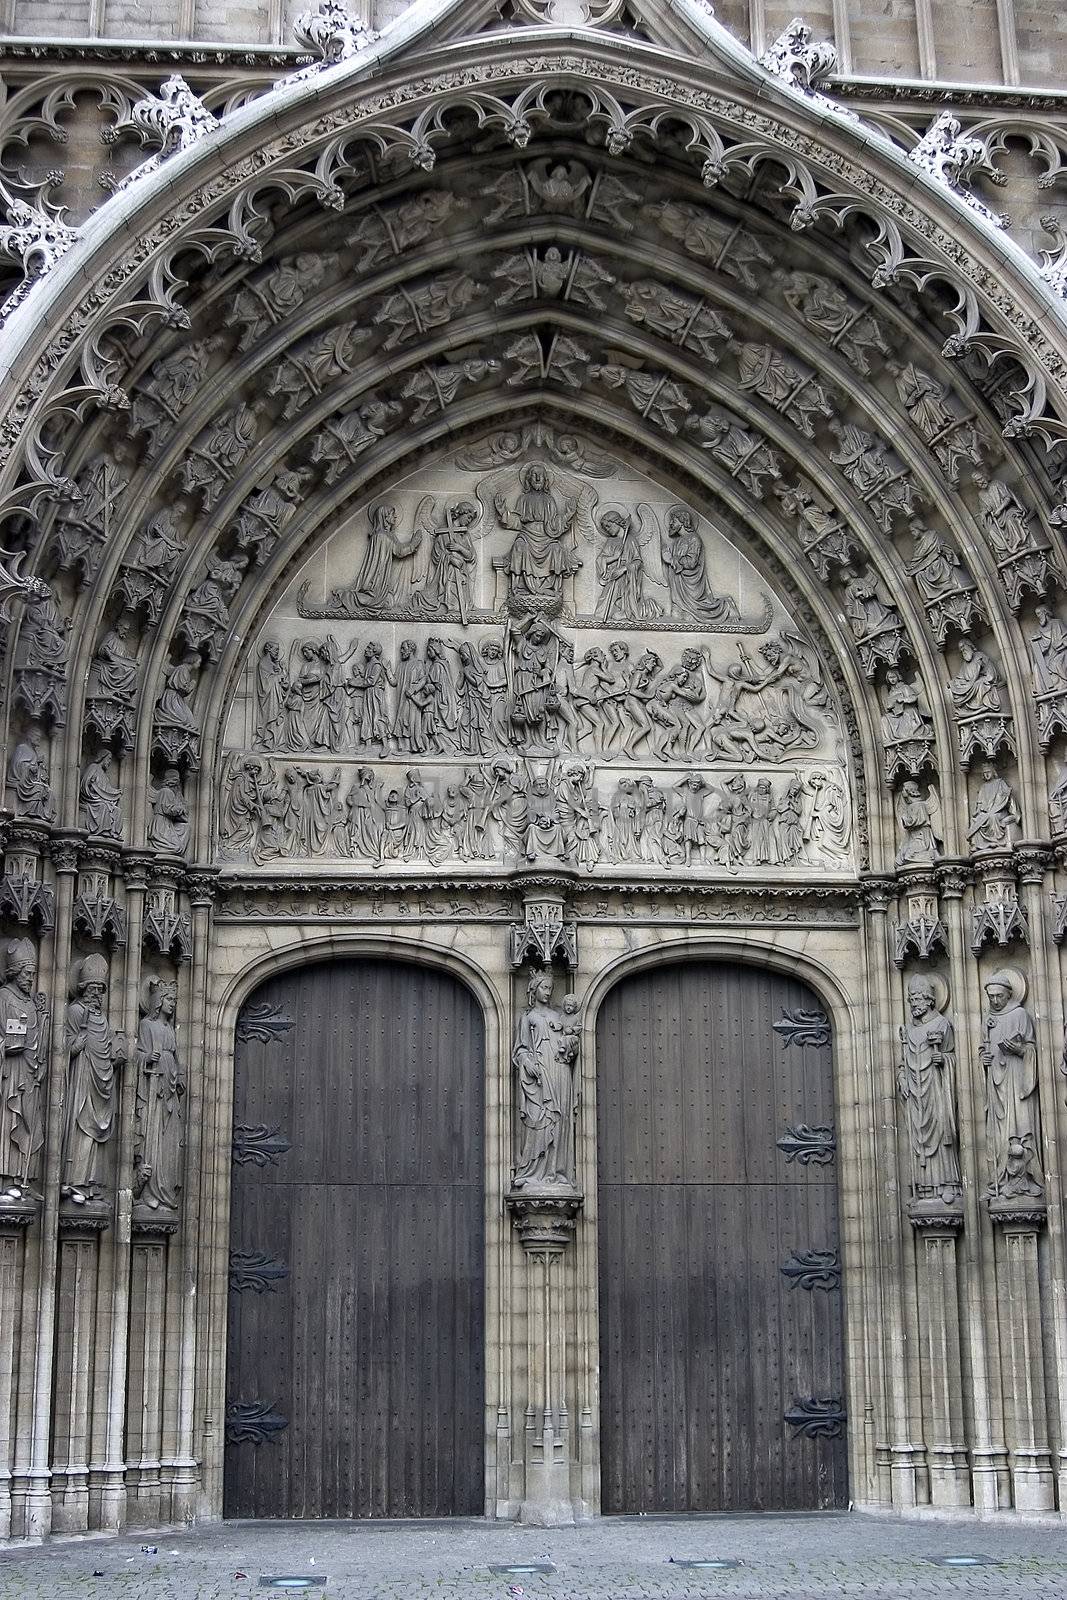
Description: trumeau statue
xmin=511 ymin=970 xmax=580 ymax=1192
xmin=979 ymin=969 xmax=1043 ymax=1202
xmin=898 ymin=974 xmax=962 ymax=1205
xmin=62 ymin=954 xmax=126 ymax=1204
xmin=0 ymin=939 xmax=47 ymax=1196
xmin=219 ymin=442 xmax=854 ymax=879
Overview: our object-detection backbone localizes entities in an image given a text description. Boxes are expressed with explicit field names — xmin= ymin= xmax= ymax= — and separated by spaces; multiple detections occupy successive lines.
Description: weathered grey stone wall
xmin=3 ymin=0 xmax=1066 ymax=88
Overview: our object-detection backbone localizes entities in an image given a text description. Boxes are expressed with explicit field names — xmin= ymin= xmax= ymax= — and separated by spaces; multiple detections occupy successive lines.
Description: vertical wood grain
xmin=224 ymin=958 xmax=485 ymax=1518
xmin=596 ymin=960 xmax=847 ymax=1511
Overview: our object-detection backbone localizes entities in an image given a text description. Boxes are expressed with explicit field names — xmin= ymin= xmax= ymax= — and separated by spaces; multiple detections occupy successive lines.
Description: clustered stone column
xmin=873 ymin=829 xmax=1064 ymax=1516
xmin=0 ymin=814 xmax=195 ymax=1541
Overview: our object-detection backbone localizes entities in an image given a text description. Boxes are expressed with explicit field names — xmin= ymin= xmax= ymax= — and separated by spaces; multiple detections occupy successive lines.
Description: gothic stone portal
xmin=596 ymin=960 xmax=847 ymax=1512
xmin=216 ymin=434 xmax=853 ymax=881
xmin=225 ymin=959 xmax=486 ymax=1519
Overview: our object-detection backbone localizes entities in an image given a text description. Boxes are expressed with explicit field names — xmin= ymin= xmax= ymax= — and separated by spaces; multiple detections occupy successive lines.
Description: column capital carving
xmin=987 ymin=1197 xmax=1047 ymax=1231
xmin=183 ymin=866 xmax=219 ymax=906
xmin=860 ymin=873 xmax=896 ymax=913
xmin=936 ymin=858 xmax=972 ymax=899
xmin=48 ymin=829 xmax=85 ymax=874
xmin=506 ymin=1190 xmax=582 ymax=1256
xmin=907 ymin=1197 xmax=964 ymax=1233
xmin=120 ymin=849 xmax=156 ymax=890
xmin=1013 ymin=842 xmax=1054 ymax=885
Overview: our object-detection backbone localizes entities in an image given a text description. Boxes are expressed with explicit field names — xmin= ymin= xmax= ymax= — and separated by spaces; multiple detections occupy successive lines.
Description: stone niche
xmin=217 ymin=430 xmax=854 ymax=880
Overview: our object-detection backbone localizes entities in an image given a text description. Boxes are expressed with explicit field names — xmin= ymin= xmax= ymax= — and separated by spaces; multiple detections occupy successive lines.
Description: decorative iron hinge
xmin=773 ymin=1008 xmax=831 ymax=1048
xmin=225 ymin=1401 xmax=289 ymax=1445
xmin=229 ymin=1250 xmax=290 ymax=1294
xmin=779 ymin=1248 xmax=841 ymax=1292
xmin=236 ymin=1001 xmax=294 ymax=1045
xmin=777 ymin=1124 xmax=837 ymax=1165
xmin=784 ymin=1396 xmax=847 ymax=1439
xmin=231 ymin=1125 xmax=291 ymax=1168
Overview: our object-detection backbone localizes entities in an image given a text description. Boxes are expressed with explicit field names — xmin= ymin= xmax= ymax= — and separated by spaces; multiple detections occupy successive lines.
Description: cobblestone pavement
xmin=2 ymin=1512 xmax=1067 ymax=1600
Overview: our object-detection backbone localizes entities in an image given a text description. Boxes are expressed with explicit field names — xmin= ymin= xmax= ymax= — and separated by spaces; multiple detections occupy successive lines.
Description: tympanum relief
xmin=219 ymin=441 xmax=853 ymax=879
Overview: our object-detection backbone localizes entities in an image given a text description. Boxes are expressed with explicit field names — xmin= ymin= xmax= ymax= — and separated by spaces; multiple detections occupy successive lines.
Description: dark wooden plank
xmin=597 ymin=959 xmax=847 ymax=1513
xmin=225 ymin=958 xmax=485 ymax=1519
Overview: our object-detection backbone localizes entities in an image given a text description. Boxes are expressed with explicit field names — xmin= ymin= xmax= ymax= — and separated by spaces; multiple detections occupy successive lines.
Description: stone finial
xmin=1038 ymin=214 xmax=1067 ymax=302
xmin=759 ymin=17 xmax=837 ymax=91
xmin=0 ymin=191 xmax=77 ymax=281
xmin=907 ymin=113 xmax=1006 ymax=228
xmin=104 ymin=77 xmax=219 ymax=194
xmin=293 ymin=0 xmax=380 ymax=66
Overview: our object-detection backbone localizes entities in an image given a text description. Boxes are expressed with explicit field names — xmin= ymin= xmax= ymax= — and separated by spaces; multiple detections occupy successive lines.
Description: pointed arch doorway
xmin=596 ymin=958 xmax=847 ymax=1513
xmin=224 ymin=956 xmax=486 ymax=1519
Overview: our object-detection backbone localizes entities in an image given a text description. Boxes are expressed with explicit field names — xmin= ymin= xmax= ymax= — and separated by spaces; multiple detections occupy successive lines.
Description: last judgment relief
xmin=219 ymin=432 xmax=853 ymax=877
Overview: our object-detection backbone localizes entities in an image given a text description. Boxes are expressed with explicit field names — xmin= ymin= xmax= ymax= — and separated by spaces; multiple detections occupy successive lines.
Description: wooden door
xmin=596 ymin=960 xmax=847 ymax=1513
xmin=224 ymin=958 xmax=485 ymax=1519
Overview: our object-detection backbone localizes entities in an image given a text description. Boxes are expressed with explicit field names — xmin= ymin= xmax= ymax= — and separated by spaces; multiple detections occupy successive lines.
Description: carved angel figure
xmin=895 ymin=780 xmax=943 ymax=866
xmin=595 ymin=506 xmax=663 ymax=621
xmin=527 ymin=159 xmax=591 ymax=215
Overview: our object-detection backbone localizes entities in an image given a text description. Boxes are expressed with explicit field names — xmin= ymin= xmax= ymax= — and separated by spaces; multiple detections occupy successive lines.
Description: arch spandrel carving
xmin=216 ymin=434 xmax=856 ymax=880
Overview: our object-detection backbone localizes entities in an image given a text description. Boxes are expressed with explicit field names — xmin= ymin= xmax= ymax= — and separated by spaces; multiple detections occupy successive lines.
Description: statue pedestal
xmin=988 ymin=1198 xmax=1054 ymax=1512
xmin=506 ymin=1189 xmax=583 ymax=1526
xmin=907 ymin=1199 xmax=969 ymax=1507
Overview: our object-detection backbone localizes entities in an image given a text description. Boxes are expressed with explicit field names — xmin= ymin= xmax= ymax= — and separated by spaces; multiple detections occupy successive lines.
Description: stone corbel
xmin=142 ymin=871 xmax=191 ymax=963
xmin=72 ymin=848 xmax=126 ymax=949
xmin=510 ymin=879 xmax=578 ymax=971
xmin=0 ymin=823 xmax=54 ymax=932
xmin=892 ymin=868 xmax=946 ymax=967
xmin=970 ymin=854 xmax=1028 ymax=954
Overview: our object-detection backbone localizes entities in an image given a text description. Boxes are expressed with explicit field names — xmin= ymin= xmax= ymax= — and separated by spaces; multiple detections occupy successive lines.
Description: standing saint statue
xmin=345 ymin=501 xmax=421 ymax=611
xmin=61 ymin=954 xmax=126 ymax=1202
xmin=979 ymin=969 xmax=1043 ymax=1201
xmin=0 ymin=938 xmax=47 ymax=1195
xmin=134 ymin=977 xmax=185 ymax=1214
xmin=659 ymin=505 xmax=740 ymax=625
xmin=511 ymin=971 xmax=580 ymax=1190
xmin=897 ymin=975 xmax=961 ymax=1205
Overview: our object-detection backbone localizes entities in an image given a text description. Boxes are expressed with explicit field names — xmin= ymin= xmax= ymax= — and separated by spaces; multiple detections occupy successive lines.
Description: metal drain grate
xmin=258 ymin=1578 xmax=328 ymax=1589
xmin=669 ymin=1559 xmax=742 ymax=1571
xmin=489 ymin=1563 xmax=557 ymax=1575
xmin=924 ymin=1556 xmax=1000 ymax=1568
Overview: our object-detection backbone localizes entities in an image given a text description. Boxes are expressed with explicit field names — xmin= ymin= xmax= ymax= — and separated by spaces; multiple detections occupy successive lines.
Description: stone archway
xmin=0 ymin=0 xmax=1065 ymax=1541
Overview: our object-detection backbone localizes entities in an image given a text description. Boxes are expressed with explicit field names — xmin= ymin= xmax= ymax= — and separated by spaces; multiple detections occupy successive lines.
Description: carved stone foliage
xmin=61 ymin=953 xmax=125 ymax=1206
xmin=979 ymin=969 xmax=1043 ymax=1205
xmin=218 ymin=443 xmax=853 ymax=880
xmin=511 ymin=970 xmax=580 ymax=1194
xmin=897 ymin=974 xmax=962 ymax=1214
